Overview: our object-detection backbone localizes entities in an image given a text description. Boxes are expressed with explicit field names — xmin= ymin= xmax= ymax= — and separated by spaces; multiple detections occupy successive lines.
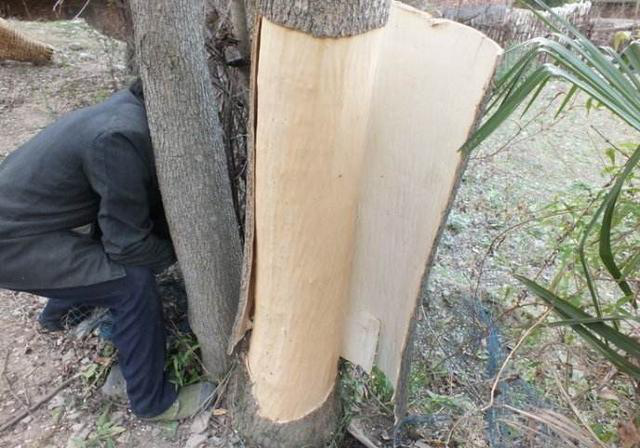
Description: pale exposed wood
xmin=237 ymin=0 xmax=500 ymax=429
xmin=341 ymin=312 xmax=380 ymax=373
xmin=231 ymin=357 xmax=340 ymax=448
xmin=393 ymin=53 xmax=500 ymax=422
xmin=345 ymin=2 xmax=502 ymax=390
xmin=246 ymin=19 xmax=385 ymax=422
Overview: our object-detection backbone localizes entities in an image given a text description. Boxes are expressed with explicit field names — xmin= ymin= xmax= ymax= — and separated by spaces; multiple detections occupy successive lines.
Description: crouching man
xmin=0 ymin=80 xmax=212 ymax=420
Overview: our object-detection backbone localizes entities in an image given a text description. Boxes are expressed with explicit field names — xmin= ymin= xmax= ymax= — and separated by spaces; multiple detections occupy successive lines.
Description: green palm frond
xmin=463 ymin=1 xmax=640 ymax=154
xmin=516 ymin=275 xmax=640 ymax=381
xmin=464 ymin=0 xmax=640 ymax=378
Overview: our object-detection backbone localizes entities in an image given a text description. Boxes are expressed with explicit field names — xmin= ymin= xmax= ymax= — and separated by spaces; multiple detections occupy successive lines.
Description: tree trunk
xmin=259 ymin=0 xmax=390 ymax=37
xmin=128 ymin=0 xmax=242 ymax=380
xmin=231 ymin=2 xmax=391 ymax=447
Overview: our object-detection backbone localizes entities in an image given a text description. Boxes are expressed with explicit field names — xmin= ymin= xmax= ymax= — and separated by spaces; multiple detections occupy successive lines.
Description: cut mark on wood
xmin=342 ymin=312 xmax=381 ymax=373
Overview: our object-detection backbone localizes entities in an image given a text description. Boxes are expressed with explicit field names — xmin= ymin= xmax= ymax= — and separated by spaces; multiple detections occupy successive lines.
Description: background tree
xmin=128 ymin=0 xmax=242 ymax=380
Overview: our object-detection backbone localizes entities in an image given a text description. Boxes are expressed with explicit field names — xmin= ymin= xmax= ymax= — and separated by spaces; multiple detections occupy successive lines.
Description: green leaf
xmin=605 ymin=147 xmax=616 ymax=166
xmin=516 ymin=275 xmax=640 ymax=380
xmin=516 ymin=275 xmax=640 ymax=360
xmin=598 ymin=145 xmax=640 ymax=307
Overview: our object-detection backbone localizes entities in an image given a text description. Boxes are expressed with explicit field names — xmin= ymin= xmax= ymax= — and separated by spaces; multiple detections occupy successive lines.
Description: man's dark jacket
xmin=0 ymin=89 xmax=175 ymax=290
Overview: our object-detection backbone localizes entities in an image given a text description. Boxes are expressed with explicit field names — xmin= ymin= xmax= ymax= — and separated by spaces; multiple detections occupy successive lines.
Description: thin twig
xmin=445 ymin=309 xmax=552 ymax=446
xmin=503 ymin=405 xmax=599 ymax=448
xmin=2 ymin=350 xmax=29 ymax=410
xmin=0 ymin=373 xmax=80 ymax=433
xmin=72 ymin=0 xmax=91 ymax=20
xmin=52 ymin=0 xmax=64 ymax=13
xmin=551 ymin=369 xmax=608 ymax=448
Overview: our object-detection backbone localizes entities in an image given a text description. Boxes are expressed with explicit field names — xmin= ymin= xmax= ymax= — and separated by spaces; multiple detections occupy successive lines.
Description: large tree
xmin=128 ymin=0 xmax=243 ymax=379
xmin=129 ymin=1 xmax=392 ymax=446
xmin=128 ymin=1 xmax=501 ymax=447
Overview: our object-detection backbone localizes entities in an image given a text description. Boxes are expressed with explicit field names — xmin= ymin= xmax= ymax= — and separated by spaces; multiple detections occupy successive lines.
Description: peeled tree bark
xmin=230 ymin=2 xmax=392 ymax=447
xmin=129 ymin=0 xmax=242 ymax=380
xmin=128 ymin=1 xmax=496 ymax=447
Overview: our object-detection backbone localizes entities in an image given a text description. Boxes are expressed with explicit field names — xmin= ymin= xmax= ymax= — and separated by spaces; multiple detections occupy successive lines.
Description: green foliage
xmin=465 ymin=0 xmax=640 ymax=381
xmin=165 ymin=332 xmax=204 ymax=388
xmin=80 ymin=342 xmax=115 ymax=394
xmin=338 ymin=362 xmax=394 ymax=416
xmin=514 ymin=0 xmax=577 ymax=8
xmin=71 ymin=406 xmax=126 ymax=448
xmin=370 ymin=367 xmax=394 ymax=406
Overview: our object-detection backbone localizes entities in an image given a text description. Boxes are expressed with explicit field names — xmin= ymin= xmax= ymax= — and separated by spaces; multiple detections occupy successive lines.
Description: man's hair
xmin=129 ymin=78 xmax=144 ymax=100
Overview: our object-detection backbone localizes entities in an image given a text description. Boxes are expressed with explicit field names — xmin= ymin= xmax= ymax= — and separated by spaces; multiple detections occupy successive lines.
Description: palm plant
xmin=463 ymin=0 xmax=640 ymax=380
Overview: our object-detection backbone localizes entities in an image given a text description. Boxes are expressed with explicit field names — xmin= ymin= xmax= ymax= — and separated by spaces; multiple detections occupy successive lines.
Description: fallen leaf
xmin=189 ymin=412 xmax=211 ymax=434
xmin=598 ymin=387 xmax=618 ymax=401
xmin=185 ymin=433 xmax=208 ymax=448
xmin=619 ymin=419 xmax=640 ymax=448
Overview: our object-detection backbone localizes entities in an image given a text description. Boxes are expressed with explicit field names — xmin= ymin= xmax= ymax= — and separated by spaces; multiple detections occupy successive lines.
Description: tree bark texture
xmin=260 ymin=0 xmax=391 ymax=37
xmin=129 ymin=0 xmax=242 ymax=380
xmin=230 ymin=358 xmax=340 ymax=448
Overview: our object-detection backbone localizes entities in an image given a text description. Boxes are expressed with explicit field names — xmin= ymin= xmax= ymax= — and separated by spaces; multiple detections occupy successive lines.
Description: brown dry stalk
xmin=552 ymin=369 xmax=608 ymax=448
xmin=503 ymin=404 xmax=601 ymax=448
xmin=0 ymin=17 xmax=54 ymax=63
xmin=0 ymin=373 xmax=80 ymax=433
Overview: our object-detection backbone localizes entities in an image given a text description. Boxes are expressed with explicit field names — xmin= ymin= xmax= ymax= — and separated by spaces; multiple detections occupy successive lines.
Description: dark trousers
xmin=26 ymin=265 xmax=177 ymax=417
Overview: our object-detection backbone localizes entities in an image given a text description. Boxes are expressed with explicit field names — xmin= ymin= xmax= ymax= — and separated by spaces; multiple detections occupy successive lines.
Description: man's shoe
xmin=37 ymin=313 xmax=65 ymax=332
xmin=145 ymin=382 xmax=217 ymax=421
xmin=38 ymin=304 xmax=95 ymax=332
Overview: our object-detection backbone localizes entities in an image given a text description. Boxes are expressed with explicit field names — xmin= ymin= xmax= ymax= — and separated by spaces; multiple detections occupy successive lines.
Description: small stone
xmin=48 ymin=394 xmax=66 ymax=411
xmin=100 ymin=365 xmax=127 ymax=399
xmin=68 ymin=43 xmax=85 ymax=51
xmin=70 ymin=423 xmax=85 ymax=433
xmin=185 ymin=433 xmax=208 ymax=448
xmin=111 ymin=411 xmax=125 ymax=425
xmin=67 ymin=422 xmax=91 ymax=447
xmin=62 ymin=349 xmax=76 ymax=363
xmin=189 ymin=412 xmax=211 ymax=434
xmin=209 ymin=435 xmax=223 ymax=446
xmin=67 ymin=410 xmax=82 ymax=420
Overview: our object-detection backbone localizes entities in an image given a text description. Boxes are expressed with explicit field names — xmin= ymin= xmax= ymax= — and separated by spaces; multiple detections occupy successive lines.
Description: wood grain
xmin=345 ymin=2 xmax=502 ymax=388
xmin=236 ymin=1 xmax=502 ymax=423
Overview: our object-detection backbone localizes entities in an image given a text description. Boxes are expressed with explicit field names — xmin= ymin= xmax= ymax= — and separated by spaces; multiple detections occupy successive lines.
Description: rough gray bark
xmin=260 ymin=0 xmax=391 ymax=37
xmin=230 ymin=359 xmax=340 ymax=448
xmin=129 ymin=0 xmax=242 ymax=380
